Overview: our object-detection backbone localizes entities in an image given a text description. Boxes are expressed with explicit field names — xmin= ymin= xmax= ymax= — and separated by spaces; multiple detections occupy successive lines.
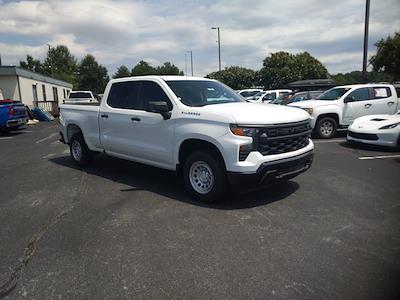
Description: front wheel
xmin=70 ymin=134 xmax=93 ymax=166
xmin=315 ymin=117 xmax=337 ymax=139
xmin=183 ymin=151 xmax=227 ymax=203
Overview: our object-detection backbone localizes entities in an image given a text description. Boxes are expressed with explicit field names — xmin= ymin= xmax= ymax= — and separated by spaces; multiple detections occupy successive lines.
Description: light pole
xmin=211 ymin=27 xmax=221 ymax=71
xmin=187 ymin=51 xmax=193 ymax=76
xmin=362 ymin=0 xmax=370 ymax=83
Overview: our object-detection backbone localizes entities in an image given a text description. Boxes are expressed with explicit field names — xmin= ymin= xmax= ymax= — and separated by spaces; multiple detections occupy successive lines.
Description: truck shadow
xmin=49 ymin=154 xmax=299 ymax=210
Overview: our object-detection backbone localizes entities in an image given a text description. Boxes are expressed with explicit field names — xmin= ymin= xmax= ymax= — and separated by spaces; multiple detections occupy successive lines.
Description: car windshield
xmin=316 ymin=87 xmax=350 ymax=100
xmin=166 ymin=80 xmax=245 ymax=107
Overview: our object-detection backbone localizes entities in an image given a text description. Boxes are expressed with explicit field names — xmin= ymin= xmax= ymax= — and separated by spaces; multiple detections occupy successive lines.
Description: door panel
xmin=99 ymin=80 xmax=175 ymax=167
xmin=342 ymin=87 xmax=372 ymax=125
xmin=370 ymin=87 xmax=397 ymax=114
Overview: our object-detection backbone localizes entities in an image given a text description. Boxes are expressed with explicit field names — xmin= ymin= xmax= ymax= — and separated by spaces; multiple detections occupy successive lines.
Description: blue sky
xmin=0 ymin=0 xmax=399 ymax=77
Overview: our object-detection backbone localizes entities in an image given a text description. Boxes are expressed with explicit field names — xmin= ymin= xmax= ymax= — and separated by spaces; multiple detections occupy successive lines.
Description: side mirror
xmin=147 ymin=101 xmax=172 ymax=120
xmin=344 ymin=96 xmax=355 ymax=103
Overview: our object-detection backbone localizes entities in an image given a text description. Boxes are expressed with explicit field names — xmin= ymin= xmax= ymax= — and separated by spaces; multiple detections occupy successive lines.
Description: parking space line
xmin=359 ymin=154 xmax=400 ymax=160
xmin=35 ymin=133 xmax=58 ymax=144
xmin=0 ymin=137 xmax=13 ymax=140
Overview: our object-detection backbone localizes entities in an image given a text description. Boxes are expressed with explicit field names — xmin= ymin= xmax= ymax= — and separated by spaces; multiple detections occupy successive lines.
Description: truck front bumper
xmin=227 ymin=150 xmax=313 ymax=187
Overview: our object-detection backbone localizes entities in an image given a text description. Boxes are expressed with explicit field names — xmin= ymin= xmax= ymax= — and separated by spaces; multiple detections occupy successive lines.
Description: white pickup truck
xmin=59 ymin=76 xmax=314 ymax=202
xmin=64 ymin=91 xmax=98 ymax=104
xmin=288 ymin=84 xmax=399 ymax=138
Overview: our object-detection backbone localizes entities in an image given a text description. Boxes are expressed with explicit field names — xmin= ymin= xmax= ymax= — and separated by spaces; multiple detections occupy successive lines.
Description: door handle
xmin=130 ymin=117 xmax=141 ymax=122
xmin=364 ymin=104 xmax=372 ymax=108
xmin=101 ymin=114 xmax=108 ymax=118
xmin=387 ymin=101 xmax=394 ymax=105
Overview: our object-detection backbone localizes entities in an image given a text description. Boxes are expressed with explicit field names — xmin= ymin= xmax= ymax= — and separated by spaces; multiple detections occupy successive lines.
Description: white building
xmin=0 ymin=66 xmax=72 ymax=113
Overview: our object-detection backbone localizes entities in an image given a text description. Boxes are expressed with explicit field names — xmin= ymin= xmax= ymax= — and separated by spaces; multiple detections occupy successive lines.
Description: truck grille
xmin=255 ymin=121 xmax=311 ymax=155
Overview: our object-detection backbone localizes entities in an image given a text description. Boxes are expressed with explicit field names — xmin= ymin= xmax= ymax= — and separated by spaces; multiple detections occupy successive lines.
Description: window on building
xmin=42 ymin=85 xmax=47 ymax=101
xmin=52 ymin=87 xmax=59 ymax=102
xmin=32 ymin=85 xmax=38 ymax=102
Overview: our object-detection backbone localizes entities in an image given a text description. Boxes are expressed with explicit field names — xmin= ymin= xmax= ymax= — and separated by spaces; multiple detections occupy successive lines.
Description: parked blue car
xmin=0 ymin=91 xmax=28 ymax=132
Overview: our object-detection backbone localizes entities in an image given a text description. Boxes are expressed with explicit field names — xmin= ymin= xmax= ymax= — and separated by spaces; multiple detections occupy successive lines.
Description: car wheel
xmin=70 ymin=133 xmax=93 ymax=166
xmin=316 ymin=117 xmax=337 ymax=139
xmin=183 ymin=151 xmax=227 ymax=203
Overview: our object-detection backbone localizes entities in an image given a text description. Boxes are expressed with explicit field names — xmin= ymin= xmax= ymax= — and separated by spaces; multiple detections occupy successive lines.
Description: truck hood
xmin=288 ymin=100 xmax=336 ymax=109
xmin=201 ymin=102 xmax=310 ymax=125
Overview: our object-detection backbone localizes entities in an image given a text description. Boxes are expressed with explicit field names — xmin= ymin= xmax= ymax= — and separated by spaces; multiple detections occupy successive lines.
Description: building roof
xmin=0 ymin=66 xmax=73 ymax=88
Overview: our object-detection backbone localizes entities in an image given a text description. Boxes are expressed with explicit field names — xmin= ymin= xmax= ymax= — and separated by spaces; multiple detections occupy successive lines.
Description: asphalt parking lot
xmin=0 ymin=122 xmax=399 ymax=299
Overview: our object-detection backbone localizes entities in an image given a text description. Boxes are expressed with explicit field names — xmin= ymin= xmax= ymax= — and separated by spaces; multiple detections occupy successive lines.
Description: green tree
xmin=156 ymin=62 xmax=183 ymax=75
xmin=332 ymin=70 xmax=393 ymax=85
xmin=112 ymin=65 xmax=131 ymax=79
xmin=259 ymin=51 xmax=329 ymax=89
xmin=19 ymin=55 xmax=44 ymax=73
xmin=75 ymin=54 xmax=109 ymax=94
xmin=131 ymin=60 xmax=157 ymax=76
xmin=370 ymin=32 xmax=400 ymax=81
xmin=43 ymin=45 xmax=77 ymax=83
xmin=206 ymin=66 xmax=257 ymax=90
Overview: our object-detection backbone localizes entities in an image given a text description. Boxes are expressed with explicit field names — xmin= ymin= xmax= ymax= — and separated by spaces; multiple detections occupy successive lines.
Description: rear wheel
xmin=183 ymin=151 xmax=227 ymax=203
xmin=315 ymin=117 xmax=337 ymax=139
xmin=69 ymin=133 xmax=93 ymax=166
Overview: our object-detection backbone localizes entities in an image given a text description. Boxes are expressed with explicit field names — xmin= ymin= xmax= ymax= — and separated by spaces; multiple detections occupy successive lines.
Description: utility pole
xmin=362 ymin=0 xmax=370 ymax=83
xmin=211 ymin=27 xmax=221 ymax=71
xmin=46 ymin=43 xmax=53 ymax=77
xmin=187 ymin=51 xmax=193 ymax=76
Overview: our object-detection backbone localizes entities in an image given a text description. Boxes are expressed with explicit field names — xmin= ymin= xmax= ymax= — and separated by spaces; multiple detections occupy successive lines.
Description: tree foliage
xmin=75 ymin=54 xmax=109 ymax=94
xmin=130 ymin=60 xmax=184 ymax=76
xmin=42 ymin=45 xmax=77 ymax=83
xmin=112 ymin=65 xmax=131 ymax=79
xmin=332 ymin=70 xmax=393 ymax=85
xmin=19 ymin=55 xmax=44 ymax=74
xmin=206 ymin=66 xmax=257 ymax=90
xmin=370 ymin=32 xmax=400 ymax=81
xmin=131 ymin=60 xmax=157 ymax=76
xmin=259 ymin=51 xmax=329 ymax=89
xmin=156 ymin=62 xmax=184 ymax=75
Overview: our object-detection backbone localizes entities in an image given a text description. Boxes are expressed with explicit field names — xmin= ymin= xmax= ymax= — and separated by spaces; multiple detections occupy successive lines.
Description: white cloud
xmin=0 ymin=0 xmax=399 ymax=77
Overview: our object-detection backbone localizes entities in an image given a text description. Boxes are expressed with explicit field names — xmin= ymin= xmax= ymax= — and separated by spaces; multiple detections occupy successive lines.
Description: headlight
xmin=379 ymin=122 xmax=400 ymax=130
xmin=303 ymin=108 xmax=313 ymax=115
xmin=230 ymin=125 xmax=259 ymax=137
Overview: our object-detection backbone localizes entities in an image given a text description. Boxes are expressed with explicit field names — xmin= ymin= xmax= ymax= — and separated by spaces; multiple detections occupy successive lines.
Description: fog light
xmin=239 ymin=144 xmax=253 ymax=161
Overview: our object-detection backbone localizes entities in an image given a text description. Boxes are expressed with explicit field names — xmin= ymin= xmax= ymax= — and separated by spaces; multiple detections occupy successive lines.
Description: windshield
xmin=166 ymin=80 xmax=245 ymax=107
xmin=316 ymin=87 xmax=350 ymax=100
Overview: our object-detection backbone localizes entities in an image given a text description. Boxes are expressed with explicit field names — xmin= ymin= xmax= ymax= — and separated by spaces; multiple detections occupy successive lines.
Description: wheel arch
xmin=315 ymin=113 xmax=339 ymax=126
xmin=177 ymin=138 xmax=226 ymax=176
xmin=66 ymin=123 xmax=83 ymax=144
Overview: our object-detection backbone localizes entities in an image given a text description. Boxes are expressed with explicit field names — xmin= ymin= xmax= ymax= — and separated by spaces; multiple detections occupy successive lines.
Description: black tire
xmin=183 ymin=151 xmax=227 ymax=203
xmin=69 ymin=133 xmax=93 ymax=166
xmin=315 ymin=117 xmax=337 ymax=139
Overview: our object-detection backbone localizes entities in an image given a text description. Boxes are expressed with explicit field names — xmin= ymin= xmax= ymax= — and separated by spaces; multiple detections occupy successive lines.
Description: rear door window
xmin=372 ymin=87 xmax=392 ymax=99
xmin=107 ymin=81 xmax=141 ymax=109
